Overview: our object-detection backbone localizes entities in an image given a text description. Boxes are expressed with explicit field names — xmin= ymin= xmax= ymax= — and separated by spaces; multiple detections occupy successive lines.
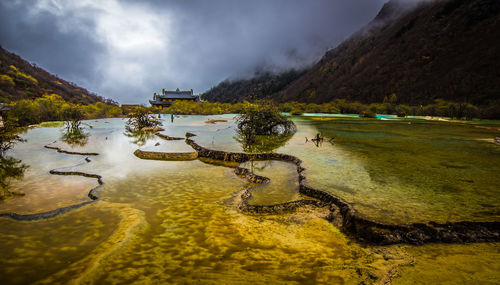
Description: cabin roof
xmin=165 ymin=90 xmax=192 ymax=95
xmin=151 ymin=89 xmax=199 ymax=106
xmin=156 ymin=93 xmax=196 ymax=99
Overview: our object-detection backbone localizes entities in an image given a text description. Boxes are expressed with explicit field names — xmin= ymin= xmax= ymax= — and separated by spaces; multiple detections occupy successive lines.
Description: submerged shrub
xmin=126 ymin=107 xmax=162 ymax=131
xmin=236 ymin=101 xmax=296 ymax=144
xmin=236 ymin=132 xmax=294 ymax=153
xmin=61 ymin=104 xmax=84 ymax=132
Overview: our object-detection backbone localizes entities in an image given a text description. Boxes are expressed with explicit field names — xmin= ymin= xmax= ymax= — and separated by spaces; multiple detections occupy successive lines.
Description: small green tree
xmin=236 ymin=101 xmax=296 ymax=145
xmin=126 ymin=107 xmax=162 ymax=131
xmin=60 ymin=104 xmax=88 ymax=146
xmin=62 ymin=104 xmax=84 ymax=132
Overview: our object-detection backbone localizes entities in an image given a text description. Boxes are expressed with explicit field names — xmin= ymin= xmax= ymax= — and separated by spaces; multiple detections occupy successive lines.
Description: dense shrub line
xmin=158 ymin=97 xmax=498 ymax=120
xmin=8 ymin=94 xmax=122 ymax=126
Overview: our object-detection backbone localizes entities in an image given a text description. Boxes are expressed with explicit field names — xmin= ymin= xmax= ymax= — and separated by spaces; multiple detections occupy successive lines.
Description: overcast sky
xmin=0 ymin=0 xmax=387 ymax=104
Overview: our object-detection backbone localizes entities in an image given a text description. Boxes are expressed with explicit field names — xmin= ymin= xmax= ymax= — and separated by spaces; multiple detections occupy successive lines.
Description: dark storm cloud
xmin=0 ymin=0 xmax=387 ymax=103
xmin=0 ymin=1 xmax=105 ymax=89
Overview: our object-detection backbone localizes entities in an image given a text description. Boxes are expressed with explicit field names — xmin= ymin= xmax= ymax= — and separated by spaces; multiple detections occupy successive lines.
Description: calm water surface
xmin=0 ymin=115 xmax=498 ymax=284
xmin=285 ymin=117 xmax=500 ymax=224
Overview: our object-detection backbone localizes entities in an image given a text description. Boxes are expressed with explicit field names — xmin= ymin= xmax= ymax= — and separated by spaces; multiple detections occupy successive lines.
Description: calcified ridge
xmin=1 ymin=132 xmax=499 ymax=245
xmin=136 ymin=132 xmax=500 ymax=245
xmin=0 ymin=146 xmax=102 ymax=221
xmin=44 ymin=143 xmax=100 ymax=156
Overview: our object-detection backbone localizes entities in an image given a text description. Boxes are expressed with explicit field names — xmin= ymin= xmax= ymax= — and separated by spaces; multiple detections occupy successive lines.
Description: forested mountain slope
xmin=205 ymin=0 xmax=500 ymax=107
xmin=203 ymin=69 xmax=305 ymax=103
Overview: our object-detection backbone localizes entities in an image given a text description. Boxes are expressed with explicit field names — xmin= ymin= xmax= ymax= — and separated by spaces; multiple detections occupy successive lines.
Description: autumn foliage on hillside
xmin=8 ymin=94 xmax=122 ymax=126
xmin=0 ymin=46 xmax=115 ymax=105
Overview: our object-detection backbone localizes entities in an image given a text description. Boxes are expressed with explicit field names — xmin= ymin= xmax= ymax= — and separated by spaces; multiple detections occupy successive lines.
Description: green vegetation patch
xmin=9 ymin=94 xmax=123 ymax=127
xmin=0 ymin=74 xmax=15 ymax=86
xmin=35 ymin=121 xmax=65 ymax=128
xmin=9 ymin=65 xmax=38 ymax=84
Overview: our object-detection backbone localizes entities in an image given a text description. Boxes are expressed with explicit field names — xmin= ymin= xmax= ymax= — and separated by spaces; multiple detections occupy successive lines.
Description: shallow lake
xmin=0 ymin=115 xmax=498 ymax=284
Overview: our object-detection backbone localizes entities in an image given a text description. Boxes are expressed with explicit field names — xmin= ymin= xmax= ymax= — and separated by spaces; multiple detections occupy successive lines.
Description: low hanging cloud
xmin=0 ymin=0 xmax=386 ymax=104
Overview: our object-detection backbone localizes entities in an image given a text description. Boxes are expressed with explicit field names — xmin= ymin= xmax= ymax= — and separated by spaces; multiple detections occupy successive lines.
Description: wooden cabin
xmin=149 ymin=88 xmax=200 ymax=109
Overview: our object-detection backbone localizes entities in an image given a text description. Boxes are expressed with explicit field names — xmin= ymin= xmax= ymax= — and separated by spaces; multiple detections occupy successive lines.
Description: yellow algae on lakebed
xmin=39 ymin=202 xmax=146 ymax=284
xmin=394 ymin=243 xmax=500 ymax=284
xmin=51 ymin=164 xmax=408 ymax=284
xmin=1 ymin=116 xmax=499 ymax=284
xmin=90 ymin=204 xmax=409 ymax=284
xmin=0 ymin=202 xmax=145 ymax=284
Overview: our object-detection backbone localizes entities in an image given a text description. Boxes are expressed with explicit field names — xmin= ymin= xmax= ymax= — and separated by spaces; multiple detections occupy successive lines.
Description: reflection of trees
xmin=124 ymin=129 xmax=156 ymax=146
xmin=60 ymin=106 xmax=89 ymax=147
xmin=235 ymin=132 xmax=294 ymax=153
xmin=124 ymin=107 xmax=162 ymax=146
xmin=61 ymin=127 xmax=89 ymax=147
xmin=0 ymin=121 xmax=28 ymax=199
xmin=0 ymin=156 xmax=27 ymax=198
xmin=246 ymin=160 xmax=273 ymax=173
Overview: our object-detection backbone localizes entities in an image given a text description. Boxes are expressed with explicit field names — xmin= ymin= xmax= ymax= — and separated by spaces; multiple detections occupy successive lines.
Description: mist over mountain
xmin=204 ymin=0 xmax=500 ymax=107
xmin=203 ymin=69 xmax=307 ymax=103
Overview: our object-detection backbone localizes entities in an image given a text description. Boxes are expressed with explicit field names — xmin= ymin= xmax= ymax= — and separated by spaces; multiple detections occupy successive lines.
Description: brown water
xmin=0 ymin=115 xmax=498 ymax=284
